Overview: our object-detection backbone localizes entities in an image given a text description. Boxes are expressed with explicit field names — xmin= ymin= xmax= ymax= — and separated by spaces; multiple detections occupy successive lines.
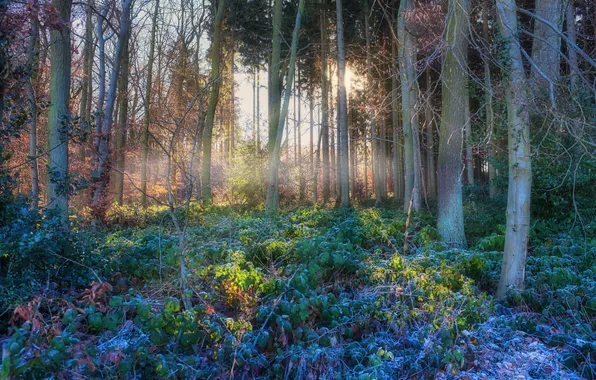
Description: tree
xmin=495 ymin=0 xmax=532 ymax=298
xmin=336 ymin=0 xmax=349 ymax=207
xmin=397 ymin=0 xmax=421 ymax=211
xmin=320 ymin=3 xmax=330 ymax=203
xmin=26 ymin=9 xmax=40 ymax=208
xmin=90 ymin=0 xmax=133 ymax=221
xmin=201 ymin=0 xmax=226 ymax=203
xmin=265 ymin=0 xmax=305 ymax=212
xmin=140 ymin=0 xmax=160 ymax=206
xmin=46 ymin=0 xmax=72 ymax=225
xmin=114 ymin=39 xmax=130 ymax=206
xmin=437 ymin=0 xmax=469 ymax=247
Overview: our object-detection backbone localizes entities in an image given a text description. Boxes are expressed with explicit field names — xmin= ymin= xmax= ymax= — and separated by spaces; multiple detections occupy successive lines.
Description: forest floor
xmin=1 ymin=204 xmax=594 ymax=378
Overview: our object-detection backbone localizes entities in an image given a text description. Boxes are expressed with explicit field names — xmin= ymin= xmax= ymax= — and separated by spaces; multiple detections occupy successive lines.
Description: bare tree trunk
xmin=298 ymin=78 xmax=305 ymax=200
xmin=398 ymin=0 xmax=421 ymax=211
xmin=27 ymin=15 xmax=40 ymax=208
xmin=364 ymin=0 xmax=381 ymax=205
xmin=484 ymin=0 xmax=498 ymax=198
xmin=141 ymin=0 xmax=160 ymax=206
xmin=531 ymin=0 xmax=563 ymax=94
xmin=78 ymin=0 xmax=93 ymax=161
xmin=437 ymin=0 xmax=469 ymax=247
xmin=201 ymin=0 xmax=225 ymax=203
xmin=566 ymin=1 xmax=579 ymax=88
xmin=392 ymin=36 xmax=403 ymax=202
xmin=424 ymin=68 xmax=436 ymax=199
xmin=266 ymin=0 xmax=305 ymax=212
xmin=47 ymin=0 xmax=72 ymax=226
xmin=320 ymin=6 xmax=330 ymax=203
xmin=310 ymin=94 xmax=314 ymax=198
xmin=114 ymin=39 xmax=130 ymax=206
xmin=464 ymin=87 xmax=473 ymax=185
xmin=91 ymin=0 xmax=133 ymax=222
xmin=496 ymin=0 xmax=532 ymax=298
xmin=268 ymin=0 xmax=282 ymax=161
xmin=336 ymin=0 xmax=349 ymax=207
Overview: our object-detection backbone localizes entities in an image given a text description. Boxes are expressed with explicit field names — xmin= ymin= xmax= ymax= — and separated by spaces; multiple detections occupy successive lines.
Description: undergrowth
xmin=0 ymin=205 xmax=594 ymax=378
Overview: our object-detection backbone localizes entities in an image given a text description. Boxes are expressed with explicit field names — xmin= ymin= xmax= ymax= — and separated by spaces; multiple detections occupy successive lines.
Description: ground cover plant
xmin=1 ymin=204 xmax=594 ymax=379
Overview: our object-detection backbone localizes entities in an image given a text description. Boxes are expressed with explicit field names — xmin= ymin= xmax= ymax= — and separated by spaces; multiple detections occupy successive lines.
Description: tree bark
xmin=392 ymin=38 xmax=404 ymax=202
xmin=496 ymin=0 xmax=532 ymax=298
xmin=91 ymin=0 xmax=133 ymax=222
xmin=566 ymin=1 xmax=579 ymax=88
xmin=484 ymin=0 xmax=498 ymax=198
xmin=437 ymin=0 xmax=469 ymax=247
xmin=424 ymin=68 xmax=436 ymax=199
xmin=200 ymin=0 xmax=225 ymax=203
xmin=398 ymin=0 xmax=421 ymax=211
xmin=114 ymin=39 xmax=130 ymax=206
xmin=320 ymin=6 xmax=330 ymax=202
xmin=531 ymin=0 xmax=563 ymax=93
xmin=27 ymin=15 xmax=40 ymax=208
xmin=265 ymin=0 xmax=305 ymax=212
xmin=140 ymin=0 xmax=160 ymax=206
xmin=46 ymin=0 xmax=72 ymax=226
xmin=336 ymin=0 xmax=349 ymax=207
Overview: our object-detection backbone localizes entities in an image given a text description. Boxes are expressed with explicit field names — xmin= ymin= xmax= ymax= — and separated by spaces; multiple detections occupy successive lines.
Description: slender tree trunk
xmin=484 ymin=1 xmax=497 ymax=198
xmin=496 ymin=0 xmax=532 ymax=298
xmin=336 ymin=0 xmax=349 ymax=207
xmin=257 ymin=68 xmax=261 ymax=151
xmin=27 ymin=15 xmax=40 ymax=208
xmin=114 ymin=39 xmax=130 ymax=206
xmin=298 ymin=78 xmax=305 ymax=199
xmin=266 ymin=0 xmax=305 ymax=212
xmin=91 ymin=0 xmax=132 ymax=222
xmin=310 ymin=95 xmax=314 ymax=197
xmin=392 ymin=37 xmax=403 ymax=202
xmin=141 ymin=0 xmax=160 ymax=206
xmin=398 ymin=0 xmax=421 ymax=211
xmin=268 ymin=0 xmax=283 ymax=159
xmin=465 ymin=87 xmax=473 ymax=185
xmin=566 ymin=1 xmax=579 ymax=88
xmin=78 ymin=0 xmax=93 ymax=161
xmin=424 ymin=68 xmax=436 ymax=199
xmin=320 ymin=7 xmax=330 ymax=202
xmin=437 ymin=0 xmax=469 ymax=247
xmin=201 ymin=0 xmax=225 ymax=203
xmin=47 ymin=0 xmax=72 ymax=225
xmin=531 ymin=0 xmax=563 ymax=94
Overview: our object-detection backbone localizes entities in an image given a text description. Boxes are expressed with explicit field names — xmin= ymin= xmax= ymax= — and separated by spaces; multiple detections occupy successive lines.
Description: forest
xmin=0 ymin=0 xmax=595 ymax=376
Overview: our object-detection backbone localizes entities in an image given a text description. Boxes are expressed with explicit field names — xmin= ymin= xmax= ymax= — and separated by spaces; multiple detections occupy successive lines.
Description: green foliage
xmin=2 ymin=205 xmax=594 ymax=378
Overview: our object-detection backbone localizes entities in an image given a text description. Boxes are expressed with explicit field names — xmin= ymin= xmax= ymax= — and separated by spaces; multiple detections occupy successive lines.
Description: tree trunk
xmin=566 ymin=1 xmax=579 ymax=88
xmin=398 ymin=0 xmax=421 ymax=211
xmin=496 ymin=0 xmax=532 ymax=298
xmin=27 ymin=15 xmax=40 ymax=208
xmin=141 ymin=0 xmax=160 ymax=206
xmin=114 ymin=39 xmax=130 ymax=206
xmin=268 ymin=0 xmax=283 ymax=160
xmin=47 ymin=0 xmax=72 ymax=226
xmin=78 ymin=1 xmax=93 ymax=161
xmin=484 ymin=1 xmax=498 ymax=198
xmin=424 ymin=68 xmax=436 ymax=199
xmin=336 ymin=0 xmax=349 ymax=207
xmin=437 ymin=0 xmax=469 ymax=247
xmin=531 ymin=0 xmax=563 ymax=94
xmin=91 ymin=0 xmax=133 ymax=222
xmin=320 ymin=6 xmax=330 ymax=203
xmin=392 ymin=38 xmax=404 ymax=202
xmin=465 ymin=87 xmax=473 ymax=185
xmin=265 ymin=0 xmax=305 ymax=212
xmin=200 ymin=0 xmax=225 ymax=203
